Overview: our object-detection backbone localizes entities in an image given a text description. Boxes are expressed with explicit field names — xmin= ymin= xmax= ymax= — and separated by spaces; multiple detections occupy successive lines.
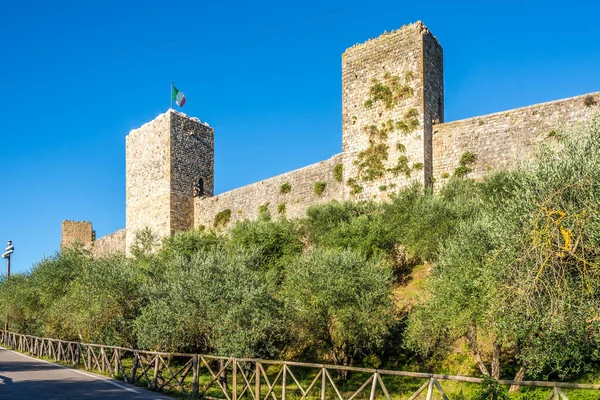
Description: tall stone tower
xmin=125 ymin=109 xmax=214 ymax=253
xmin=341 ymin=21 xmax=443 ymax=200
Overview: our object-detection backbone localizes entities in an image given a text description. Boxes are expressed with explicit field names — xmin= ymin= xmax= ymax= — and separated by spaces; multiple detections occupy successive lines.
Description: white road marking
xmin=0 ymin=346 xmax=140 ymax=393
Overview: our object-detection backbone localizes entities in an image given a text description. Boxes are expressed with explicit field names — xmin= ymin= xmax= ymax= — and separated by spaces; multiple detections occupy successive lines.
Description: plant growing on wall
xmin=354 ymin=143 xmax=390 ymax=181
xmin=454 ymin=152 xmax=478 ymax=178
xmin=333 ymin=164 xmax=343 ymax=183
xmin=213 ymin=209 xmax=231 ymax=228
xmin=346 ymin=178 xmax=364 ymax=196
xmin=258 ymin=203 xmax=270 ymax=214
xmin=395 ymin=109 xmax=420 ymax=134
xmin=278 ymin=203 xmax=286 ymax=214
xmin=314 ymin=182 xmax=327 ymax=196
xmin=388 ymin=155 xmax=411 ymax=178
xmin=280 ymin=183 xmax=291 ymax=194
xmin=584 ymin=95 xmax=597 ymax=107
xmin=364 ymin=72 xmax=415 ymax=110
xmin=412 ymin=162 xmax=424 ymax=171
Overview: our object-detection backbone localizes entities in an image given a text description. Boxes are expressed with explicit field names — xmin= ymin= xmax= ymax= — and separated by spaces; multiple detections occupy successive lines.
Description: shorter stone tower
xmin=125 ymin=109 xmax=214 ymax=253
xmin=61 ymin=220 xmax=95 ymax=249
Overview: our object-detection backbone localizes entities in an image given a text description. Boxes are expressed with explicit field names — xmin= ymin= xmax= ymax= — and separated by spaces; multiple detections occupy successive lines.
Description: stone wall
xmin=91 ymin=228 xmax=126 ymax=257
xmin=60 ymin=21 xmax=600 ymax=257
xmin=61 ymin=220 xmax=94 ymax=249
xmin=125 ymin=110 xmax=214 ymax=253
xmin=341 ymin=21 xmax=443 ymax=201
xmin=194 ymin=154 xmax=344 ymax=229
xmin=432 ymin=92 xmax=600 ymax=184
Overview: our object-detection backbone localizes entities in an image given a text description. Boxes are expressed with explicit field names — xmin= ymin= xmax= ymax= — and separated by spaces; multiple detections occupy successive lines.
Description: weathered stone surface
xmin=91 ymin=228 xmax=126 ymax=257
xmin=61 ymin=220 xmax=94 ymax=249
xmin=125 ymin=109 xmax=214 ymax=253
xmin=432 ymin=92 xmax=600 ymax=184
xmin=341 ymin=21 xmax=443 ymax=201
xmin=194 ymin=155 xmax=344 ymax=229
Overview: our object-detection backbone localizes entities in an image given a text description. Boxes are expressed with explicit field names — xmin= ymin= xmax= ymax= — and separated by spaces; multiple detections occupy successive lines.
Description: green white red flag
xmin=173 ymin=85 xmax=186 ymax=107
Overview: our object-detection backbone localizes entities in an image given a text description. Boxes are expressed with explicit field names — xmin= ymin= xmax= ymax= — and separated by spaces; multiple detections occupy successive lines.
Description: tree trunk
xmin=467 ymin=325 xmax=490 ymax=376
xmin=508 ymin=365 xmax=526 ymax=394
xmin=491 ymin=341 xmax=501 ymax=380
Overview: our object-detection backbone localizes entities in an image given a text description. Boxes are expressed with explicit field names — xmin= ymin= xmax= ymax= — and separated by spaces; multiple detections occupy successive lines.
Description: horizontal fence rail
xmin=1 ymin=330 xmax=599 ymax=399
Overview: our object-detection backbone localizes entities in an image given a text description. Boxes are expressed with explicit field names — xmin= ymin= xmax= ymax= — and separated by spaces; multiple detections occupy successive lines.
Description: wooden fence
xmin=1 ymin=330 xmax=599 ymax=400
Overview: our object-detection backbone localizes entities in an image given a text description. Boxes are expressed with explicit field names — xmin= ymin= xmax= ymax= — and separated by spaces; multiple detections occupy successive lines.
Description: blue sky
xmin=1 ymin=0 xmax=599 ymax=273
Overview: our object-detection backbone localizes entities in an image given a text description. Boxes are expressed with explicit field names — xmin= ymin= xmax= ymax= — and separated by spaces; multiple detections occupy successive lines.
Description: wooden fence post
xmin=282 ymin=363 xmax=287 ymax=400
xmin=255 ymin=363 xmax=261 ymax=400
xmin=369 ymin=372 xmax=378 ymax=400
xmin=322 ymin=368 xmax=327 ymax=400
xmin=232 ymin=358 xmax=237 ymax=400
xmin=426 ymin=378 xmax=434 ymax=400
xmin=75 ymin=344 xmax=81 ymax=368
xmin=153 ymin=353 xmax=160 ymax=389
xmin=130 ymin=351 xmax=139 ymax=384
xmin=192 ymin=355 xmax=199 ymax=400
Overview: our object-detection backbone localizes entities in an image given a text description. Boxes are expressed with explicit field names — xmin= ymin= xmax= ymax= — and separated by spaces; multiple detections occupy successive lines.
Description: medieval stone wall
xmin=194 ymin=155 xmax=344 ymax=229
xmin=61 ymin=220 xmax=94 ymax=249
xmin=432 ymin=92 xmax=600 ymax=185
xmin=91 ymin=228 xmax=126 ymax=257
xmin=61 ymin=21 xmax=600 ymax=257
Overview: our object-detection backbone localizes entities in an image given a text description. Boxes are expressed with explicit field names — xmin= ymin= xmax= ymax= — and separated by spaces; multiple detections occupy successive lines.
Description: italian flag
xmin=173 ymin=85 xmax=186 ymax=107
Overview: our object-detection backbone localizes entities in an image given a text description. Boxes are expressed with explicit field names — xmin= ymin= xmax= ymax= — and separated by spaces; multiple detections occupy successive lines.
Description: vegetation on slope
xmin=2 ymin=117 xmax=600 ymax=394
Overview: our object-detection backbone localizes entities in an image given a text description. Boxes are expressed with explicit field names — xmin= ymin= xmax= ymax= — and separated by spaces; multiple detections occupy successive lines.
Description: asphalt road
xmin=0 ymin=347 xmax=173 ymax=399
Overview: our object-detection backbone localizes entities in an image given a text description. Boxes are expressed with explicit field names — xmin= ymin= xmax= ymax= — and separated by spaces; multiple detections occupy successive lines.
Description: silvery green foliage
xmin=282 ymin=248 xmax=394 ymax=366
xmin=407 ymin=116 xmax=600 ymax=379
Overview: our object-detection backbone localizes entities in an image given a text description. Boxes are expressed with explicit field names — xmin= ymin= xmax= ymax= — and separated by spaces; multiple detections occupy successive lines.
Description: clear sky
xmin=1 ymin=0 xmax=599 ymax=273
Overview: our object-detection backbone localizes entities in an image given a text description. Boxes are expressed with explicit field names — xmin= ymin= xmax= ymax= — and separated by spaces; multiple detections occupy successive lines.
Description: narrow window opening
xmin=193 ymin=177 xmax=205 ymax=197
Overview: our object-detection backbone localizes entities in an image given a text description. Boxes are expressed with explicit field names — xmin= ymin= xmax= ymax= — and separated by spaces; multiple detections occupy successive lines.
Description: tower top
xmin=127 ymin=110 xmax=211 ymax=138
xmin=343 ymin=21 xmax=440 ymax=55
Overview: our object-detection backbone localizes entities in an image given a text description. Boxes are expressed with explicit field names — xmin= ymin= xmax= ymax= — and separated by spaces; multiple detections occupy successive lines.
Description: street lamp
xmin=2 ymin=240 xmax=13 ymax=334
xmin=2 ymin=240 xmax=13 ymax=276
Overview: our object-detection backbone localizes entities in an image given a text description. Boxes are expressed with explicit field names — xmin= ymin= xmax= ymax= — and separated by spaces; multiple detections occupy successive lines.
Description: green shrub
xmin=213 ymin=209 xmax=232 ymax=228
xmin=314 ymin=181 xmax=327 ymax=196
xmin=280 ymin=182 xmax=291 ymax=194
xmin=459 ymin=152 xmax=477 ymax=166
xmin=282 ymin=248 xmax=394 ymax=366
xmin=454 ymin=152 xmax=477 ymax=178
xmin=333 ymin=163 xmax=343 ymax=183
xmin=229 ymin=217 xmax=303 ymax=272
xmin=347 ymin=178 xmax=364 ymax=195
xmin=583 ymin=94 xmax=596 ymax=107
xmin=277 ymin=203 xmax=286 ymax=214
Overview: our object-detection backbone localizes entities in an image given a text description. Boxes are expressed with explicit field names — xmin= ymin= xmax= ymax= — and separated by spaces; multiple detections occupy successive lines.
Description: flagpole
xmin=170 ymin=81 xmax=173 ymax=110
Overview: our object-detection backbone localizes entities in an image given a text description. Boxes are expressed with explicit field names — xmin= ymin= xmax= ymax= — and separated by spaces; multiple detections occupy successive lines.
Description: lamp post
xmin=2 ymin=240 xmax=14 ymax=333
